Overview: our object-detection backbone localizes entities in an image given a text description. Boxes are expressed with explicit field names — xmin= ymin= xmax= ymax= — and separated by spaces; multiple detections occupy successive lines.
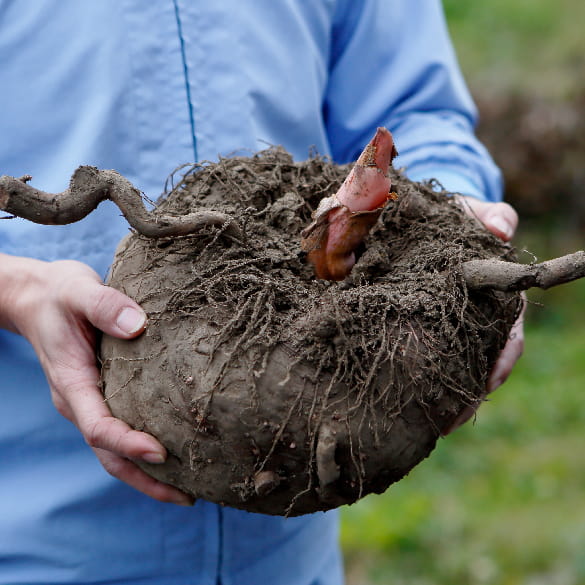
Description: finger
xmin=444 ymin=301 xmax=526 ymax=436
xmin=443 ymin=403 xmax=478 ymax=435
xmin=487 ymin=312 xmax=525 ymax=392
xmin=445 ymin=329 xmax=524 ymax=435
xmin=85 ymin=415 xmax=168 ymax=463
xmin=457 ymin=197 xmax=518 ymax=242
xmin=94 ymin=448 xmax=194 ymax=506
xmin=448 ymin=329 xmax=523 ymax=433
xmin=58 ymin=366 xmax=167 ymax=463
xmin=61 ymin=274 xmax=147 ymax=339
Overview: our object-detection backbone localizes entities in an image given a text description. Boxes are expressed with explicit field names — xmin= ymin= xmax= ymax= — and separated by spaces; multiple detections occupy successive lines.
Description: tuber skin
xmin=300 ymin=127 xmax=398 ymax=280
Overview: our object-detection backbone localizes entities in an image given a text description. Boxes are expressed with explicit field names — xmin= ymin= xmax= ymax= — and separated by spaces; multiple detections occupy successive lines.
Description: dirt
xmin=100 ymin=148 xmax=522 ymax=516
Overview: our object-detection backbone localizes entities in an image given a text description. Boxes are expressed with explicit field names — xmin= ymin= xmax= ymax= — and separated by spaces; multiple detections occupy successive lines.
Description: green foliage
xmin=442 ymin=0 xmax=585 ymax=98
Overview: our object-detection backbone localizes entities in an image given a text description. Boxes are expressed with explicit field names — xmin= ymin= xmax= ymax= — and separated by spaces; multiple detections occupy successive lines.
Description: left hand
xmin=444 ymin=196 xmax=525 ymax=433
xmin=1 ymin=256 xmax=195 ymax=505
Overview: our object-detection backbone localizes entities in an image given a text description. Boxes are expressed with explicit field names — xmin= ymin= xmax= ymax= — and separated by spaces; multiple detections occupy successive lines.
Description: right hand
xmin=456 ymin=196 xmax=525 ymax=390
xmin=0 ymin=254 xmax=194 ymax=506
xmin=443 ymin=197 xmax=525 ymax=433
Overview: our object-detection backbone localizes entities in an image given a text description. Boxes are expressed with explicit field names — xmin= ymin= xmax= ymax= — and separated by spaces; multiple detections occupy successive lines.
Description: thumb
xmin=65 ymin=276 xmax=147 ymax=339
xmin=457 ymin=197 xmax=518 ymax=242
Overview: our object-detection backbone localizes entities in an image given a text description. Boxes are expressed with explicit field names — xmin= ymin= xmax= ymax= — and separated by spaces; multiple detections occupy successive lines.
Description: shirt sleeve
xmin=324 ymin=0 xmax=502 ymax=202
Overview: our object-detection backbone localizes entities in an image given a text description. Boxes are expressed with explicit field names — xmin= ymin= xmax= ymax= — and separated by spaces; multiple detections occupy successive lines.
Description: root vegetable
xmin=2 ymin=137 xmax=584 ymax=516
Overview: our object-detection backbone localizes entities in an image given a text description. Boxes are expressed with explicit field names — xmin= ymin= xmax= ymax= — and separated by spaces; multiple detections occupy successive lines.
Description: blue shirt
xmin=0 ymin=1 xmax=502 ymax=584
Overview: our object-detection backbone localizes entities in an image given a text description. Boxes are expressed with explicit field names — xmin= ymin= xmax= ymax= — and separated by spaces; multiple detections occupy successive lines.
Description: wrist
xmin=0 ymin=253 xmax=48 ymax=334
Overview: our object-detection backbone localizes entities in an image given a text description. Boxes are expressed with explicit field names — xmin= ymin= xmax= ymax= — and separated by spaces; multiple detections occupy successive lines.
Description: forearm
xmin=326 ymin=0 xmax=501 ymax=202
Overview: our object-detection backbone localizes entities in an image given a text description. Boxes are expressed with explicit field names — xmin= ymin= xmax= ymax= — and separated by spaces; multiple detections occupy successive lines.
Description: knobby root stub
xmin=2 ymin=149 xmax=584 ymax=516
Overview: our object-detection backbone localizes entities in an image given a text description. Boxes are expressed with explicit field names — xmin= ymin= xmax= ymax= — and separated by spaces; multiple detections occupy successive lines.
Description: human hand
xmin=0 ymin=255 xmax=194 ymax=505
xmin=445 ymin=197 xmax=525 ymax=432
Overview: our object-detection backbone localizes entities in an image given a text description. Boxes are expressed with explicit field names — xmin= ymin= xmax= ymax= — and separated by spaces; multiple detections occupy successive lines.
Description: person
xmin=0 ymin=1 xmax=523 ymax=583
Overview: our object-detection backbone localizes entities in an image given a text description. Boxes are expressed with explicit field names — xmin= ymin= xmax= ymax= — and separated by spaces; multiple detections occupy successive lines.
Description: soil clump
xmin=100 ymin=148 xmax=521 ymax=515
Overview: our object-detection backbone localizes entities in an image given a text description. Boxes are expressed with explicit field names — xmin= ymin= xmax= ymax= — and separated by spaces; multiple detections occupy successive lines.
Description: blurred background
xmin=342 ymin=1 xmax=585 ymax=583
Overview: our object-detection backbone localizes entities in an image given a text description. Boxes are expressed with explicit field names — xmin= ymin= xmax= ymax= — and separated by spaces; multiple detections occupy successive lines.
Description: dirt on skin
xmin=100 ymin=147 xmax=522 ymax=516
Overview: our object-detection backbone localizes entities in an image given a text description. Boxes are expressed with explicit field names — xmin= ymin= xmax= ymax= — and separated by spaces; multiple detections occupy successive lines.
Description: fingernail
xmin=142 ymin=451 xmax=166 ymax=464
xmin=117 ymin=307 xmax=147 ymax=334
xmin=489 ymin=216 xmax=513 ymax=241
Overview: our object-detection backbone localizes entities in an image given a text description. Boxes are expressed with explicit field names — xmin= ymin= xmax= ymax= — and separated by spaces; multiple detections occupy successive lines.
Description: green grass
xmin=342 ymin=245 xmax=585 ymax=584
xmin=443 ymin=0 xmax=585 ymax=98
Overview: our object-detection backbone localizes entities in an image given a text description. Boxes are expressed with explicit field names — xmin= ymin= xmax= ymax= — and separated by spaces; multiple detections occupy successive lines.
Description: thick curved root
xmin=0 ymin=166 xmax=242 ymax=240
